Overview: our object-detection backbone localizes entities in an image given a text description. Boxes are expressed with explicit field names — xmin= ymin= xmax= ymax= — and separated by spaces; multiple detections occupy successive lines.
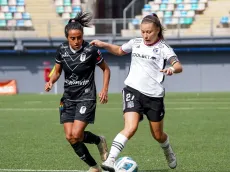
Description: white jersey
xmin=121 ymin=38 xmax=178 ymax=97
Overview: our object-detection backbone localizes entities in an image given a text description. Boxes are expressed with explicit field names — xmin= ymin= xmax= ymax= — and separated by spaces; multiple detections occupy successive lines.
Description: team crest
xmin=80 ymin=53 xmax=86 ymax=62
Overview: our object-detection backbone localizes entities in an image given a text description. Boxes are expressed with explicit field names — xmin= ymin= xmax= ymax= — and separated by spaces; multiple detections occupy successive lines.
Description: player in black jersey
xmin=45 ymin=12 xmax=110 ymax=172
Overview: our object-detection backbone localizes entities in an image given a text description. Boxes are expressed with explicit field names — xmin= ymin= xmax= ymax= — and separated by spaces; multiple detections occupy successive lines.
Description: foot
xmin=163 ymin=144 xmax=177 ymax=169
xmin=97 ymin=136 xmax=108 ymax=161
xmin=101 ymin=158 xmax=115 ymax=172
xmin=88 ymin=164 xmax=102 ymax=172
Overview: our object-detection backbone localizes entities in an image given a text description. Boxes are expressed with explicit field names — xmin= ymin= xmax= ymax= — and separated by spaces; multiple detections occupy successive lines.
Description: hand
xmin=45 ymin=81 xmax=53 ymax=92
xmin=160 ymin=68 xmax=174 ymax=76
xmin=99 ymin=89 xmax=108 ymax=104
xmin=90 ymin=40 xmax=105 ymax=48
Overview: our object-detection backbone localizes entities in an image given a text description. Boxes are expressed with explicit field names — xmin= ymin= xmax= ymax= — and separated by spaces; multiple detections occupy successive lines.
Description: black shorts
xmin=59 ymin=98 xmax=96 ymax=124
xmin=122 ymin=86 xmax=165 ymax=122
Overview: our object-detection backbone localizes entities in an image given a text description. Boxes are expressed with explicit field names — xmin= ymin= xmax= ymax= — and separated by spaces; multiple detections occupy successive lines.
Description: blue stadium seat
xmin=181 ymin=11 xmax=187 ymax=17
xmin=191 ymin=4 xmax=198 ymax=10
xmin=176 ymin=0 xmax=183 ymax=4
xmin=16 ymin=19 xmax=24 ymax=26
xmin=17 ymin=0 xmax=25 ymax=6
xmin=162 ymin=0 xmax=169 ymax=3
xmin=220 ymin=16 xmax=229 ymax=24
xmin=143 ymin=4 xmax=151 ymax=11
xmin=177 ymin=4 xmax=184 ymax=10
xmin=72 ymin=6 xmax=81 ymax=13
xmin=164 ymin=18 xmax=172 ymax=25
xmin=22 ymin=12 xmax=30 ymax=19
xmin=9 ymin=6 xmax=17 ymax=13
xmin=132 ymin=19 xmax=139 ymax=25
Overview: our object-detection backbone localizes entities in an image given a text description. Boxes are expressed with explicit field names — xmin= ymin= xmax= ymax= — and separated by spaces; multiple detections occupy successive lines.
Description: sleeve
xmin=55 ymin=47 xmax=62 ymax=64
xmin=163 ymin=46 xmax=179 ymax=64
xmin=120 ymin=39 xmax=135 ymax=54
xmin=94 ymin=49 xmax=104 ymax=65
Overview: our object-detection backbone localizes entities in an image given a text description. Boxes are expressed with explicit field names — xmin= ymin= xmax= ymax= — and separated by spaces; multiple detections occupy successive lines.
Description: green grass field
xmin=0 ymin=93 xmax=230 ymax=172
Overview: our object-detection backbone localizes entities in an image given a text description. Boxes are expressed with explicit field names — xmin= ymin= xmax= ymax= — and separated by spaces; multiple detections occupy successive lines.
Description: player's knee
xmin=124 ymin=126 xmax=138 ymax=139
xmin=65 ymin=134 xmax=74 ymax=143
xmin=72 ymin=131 xmax=84 ymax=142
xmin=152 ymin=131 xmax=163 ymax=141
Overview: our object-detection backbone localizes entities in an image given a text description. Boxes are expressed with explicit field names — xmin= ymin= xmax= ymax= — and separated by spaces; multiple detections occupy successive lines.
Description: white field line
xmin=0 ymin=169 xmax=85 ymax=172
xmin=0 ymin=107 xmax=230 ymax=111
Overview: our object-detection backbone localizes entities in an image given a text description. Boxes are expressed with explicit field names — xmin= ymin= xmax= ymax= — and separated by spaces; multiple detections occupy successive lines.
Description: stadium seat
xmin=24 ymin=20 xmax=32 ymax=27
xmin=9 ymin=6 xmax=17 ymax=13
xmin=62 ymin=12 xmax=70 ymax=19
xmin=220 ymin=16 xmax=229 ymax=24
xmin=0 ymin=20 xmax=6 ymax=27
xmin=22 ymin=12 xmax=30 ymax=19
xmin=64 ymin=6 xmax=71 ymax=13
xmin=63 ymin=0 xmax=71 ymax=6
xmin=0 ymin=0 xmax=8 ymax=5
xmin=0 ymin=12 xmax=5 ymax=19
xmin=55 ymin=0 xmax=63 ymax=6
xmin=9 ymin=0 xmax=16 ymax=6
xmin=17 ymin=0 xmax=24 ymax=6
xmin=1 ymin=6 xmax=9 ymax=12
xmin=5 ymin=12 xmax=13 ymax=20
xmin=70 ymin=13 xmax=77 ymax=18
xmin=7 ymin=19 xmax=16 ymax=26
xmin=56 ymin=6 xmax=64 ymax=14
xmin=72 ymin=6 xmax=81 ymax=13
xmin=16 ymin=19 xmax=24 ymax=27
xmin=17 ymin=6 xmax=25 ymax=12
xmin=14 ymin=12 xmax=22 ymax=19
xmin=72 ymin=0 xmax=81 ymax=6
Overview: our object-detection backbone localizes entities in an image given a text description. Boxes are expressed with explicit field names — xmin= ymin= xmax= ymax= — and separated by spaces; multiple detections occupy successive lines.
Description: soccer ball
xmin=114 ymin=156 xmax=138 ymax=172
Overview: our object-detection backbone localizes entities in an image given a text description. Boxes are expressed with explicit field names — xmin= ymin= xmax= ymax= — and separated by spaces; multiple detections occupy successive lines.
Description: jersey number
xmin=126 ymin=93 xmax=135 ymax=102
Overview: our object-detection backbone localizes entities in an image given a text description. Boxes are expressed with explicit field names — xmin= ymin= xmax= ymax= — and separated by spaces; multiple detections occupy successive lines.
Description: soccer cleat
xmin=101 ymin=158 xmax=115 ymax=172
xmin=88 ymin=164 xmax=102 ymax=172
xmin=97 ymin=136 xmax=108 ymax=161
xmin=163 ymin=144 xmax=177 ymax=169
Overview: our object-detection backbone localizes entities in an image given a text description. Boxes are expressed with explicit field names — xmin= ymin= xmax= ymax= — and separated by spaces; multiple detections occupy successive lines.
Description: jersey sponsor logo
xmin=134 ymin=38 xmax=142 ymax=44
xmin=65 ymin=79 xmax=89 ymax=86
xmin=65 ymin=73 xmax=89 ymax=86
xmin=132 ymin=53 xmax=156 ymax=60
xmin=80 ymin=53 xmax=86 ymax=62
xmin=79 ymin=106 xmax=87 ymax=114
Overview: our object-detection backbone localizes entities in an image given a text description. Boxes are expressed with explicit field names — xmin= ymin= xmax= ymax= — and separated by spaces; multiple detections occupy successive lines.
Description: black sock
xmin=71 ymin=142 xmax=97 ymax=167
xmin=83 ymin=131 xmax=101 ymax=145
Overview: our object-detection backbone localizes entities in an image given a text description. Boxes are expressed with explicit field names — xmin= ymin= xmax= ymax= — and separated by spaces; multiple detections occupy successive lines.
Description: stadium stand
xmin=0 ymin=0 xmax=33 ymax=30
xmin=122 ymin=0 xmax=230 ymax=37
xmin=53 ymin=0 xmax=95 ymax=35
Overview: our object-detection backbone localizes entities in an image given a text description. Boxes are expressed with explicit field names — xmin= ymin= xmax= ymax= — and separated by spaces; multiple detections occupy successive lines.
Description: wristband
xmin=169 ymin=67 xmax=175 ymax=73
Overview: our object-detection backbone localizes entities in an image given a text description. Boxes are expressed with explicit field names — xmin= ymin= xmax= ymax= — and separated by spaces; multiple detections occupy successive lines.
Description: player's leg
xmin=101 ymin=86 xmax=142 ymax=172
xmin=81 ymin=101 xmax=108 ymax=161
xmin=145 ymin=97 xmax=176 ymax=169
xmin=61 ymin=100 xmax=101 ymax=172
xmin=101 ymin=112 xmax=140 ymax=172
xmin=71 ymin=120 xmax=102 ymax=172
xmin=149 ymin=120 xmax=176 ymax=169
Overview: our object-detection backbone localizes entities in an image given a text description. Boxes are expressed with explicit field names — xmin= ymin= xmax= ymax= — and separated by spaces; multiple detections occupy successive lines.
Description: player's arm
xmin=169 ymin=56 xmax=183 ymax=74
xmin=49 ymin=63 xmax=62 ymax=84
xmin=90 ymin=40 xmax=126 ymax=56
xmin=98 ymin=61 xmax=110 ymax=93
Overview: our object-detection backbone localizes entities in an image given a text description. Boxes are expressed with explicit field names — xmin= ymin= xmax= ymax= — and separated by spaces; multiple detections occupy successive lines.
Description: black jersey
xmin=55 ymin=41 xmax=104 ymax=101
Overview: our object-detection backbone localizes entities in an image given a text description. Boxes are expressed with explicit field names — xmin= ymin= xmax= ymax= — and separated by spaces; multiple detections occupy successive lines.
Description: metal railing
xmin=0 ymin=17 xmax=229 ymax=39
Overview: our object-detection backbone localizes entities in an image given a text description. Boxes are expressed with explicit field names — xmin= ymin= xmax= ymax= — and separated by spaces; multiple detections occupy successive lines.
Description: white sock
xmin=160 ymin=134 xmax=169 ymax=149
xmin=108 ymin=133 xmax=128 ymax=160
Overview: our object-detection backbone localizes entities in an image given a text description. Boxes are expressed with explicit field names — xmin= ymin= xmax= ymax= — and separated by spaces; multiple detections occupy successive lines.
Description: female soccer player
xmin=45 ymin=12 xmax=110 ymax=172
xmin=90 ymin=14 xmax=183 ymax=171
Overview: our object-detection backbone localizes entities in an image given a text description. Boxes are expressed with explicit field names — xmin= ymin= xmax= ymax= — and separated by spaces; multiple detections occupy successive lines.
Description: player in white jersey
xmin=91 ymin=13 xmax=183 ymax=171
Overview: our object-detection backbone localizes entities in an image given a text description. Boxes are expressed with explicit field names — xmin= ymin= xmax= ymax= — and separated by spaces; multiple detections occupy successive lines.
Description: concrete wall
xmin=0 ymin=51 xmax=229 ymax=94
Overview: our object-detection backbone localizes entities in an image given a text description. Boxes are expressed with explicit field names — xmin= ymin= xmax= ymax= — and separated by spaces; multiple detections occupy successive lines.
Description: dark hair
xmin=141 ymin=13 xmax=164 ymax=39
xmin=64 ymin=11 xmax=93 ymax=38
